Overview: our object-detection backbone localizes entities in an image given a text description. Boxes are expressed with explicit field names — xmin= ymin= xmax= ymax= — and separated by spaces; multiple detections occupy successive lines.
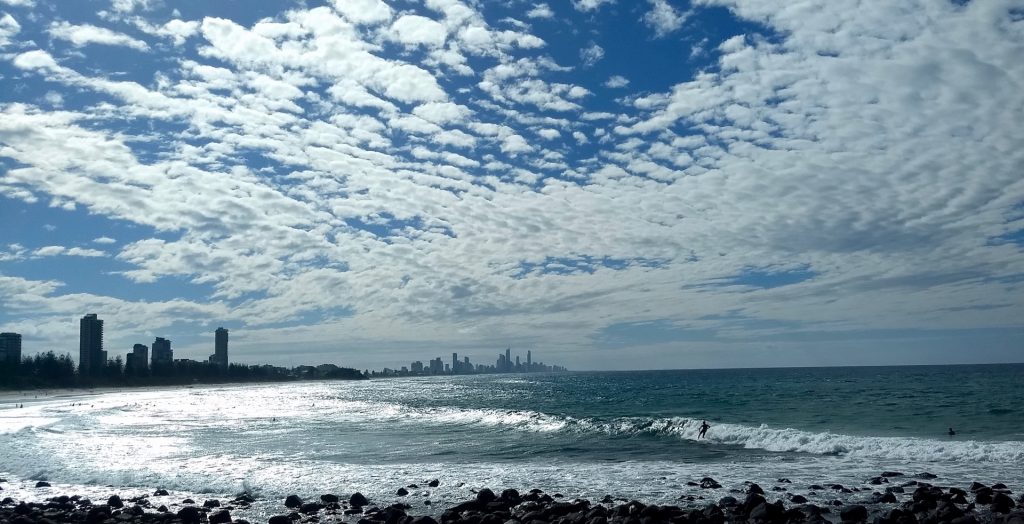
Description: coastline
xmin=1 ymin=472 xmax=1022 ymax=524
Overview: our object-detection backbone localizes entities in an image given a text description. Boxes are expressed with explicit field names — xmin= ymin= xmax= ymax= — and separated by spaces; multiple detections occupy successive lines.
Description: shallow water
xmin=1 ymin=364 xmax=1022 ymax=519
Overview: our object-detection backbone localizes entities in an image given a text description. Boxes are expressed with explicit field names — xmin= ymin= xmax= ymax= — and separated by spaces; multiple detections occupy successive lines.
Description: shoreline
xmin=1 ymin=472 xmax=1021 ymax=524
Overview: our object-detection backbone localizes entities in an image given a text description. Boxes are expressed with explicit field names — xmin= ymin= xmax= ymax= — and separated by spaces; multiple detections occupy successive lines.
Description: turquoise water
xmin=1 ymin=364 xmax=1022 ymax=517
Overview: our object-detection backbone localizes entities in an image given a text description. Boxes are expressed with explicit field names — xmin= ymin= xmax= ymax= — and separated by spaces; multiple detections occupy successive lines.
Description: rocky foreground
xmin=2 ymin=473 xmax=1023 ymax=524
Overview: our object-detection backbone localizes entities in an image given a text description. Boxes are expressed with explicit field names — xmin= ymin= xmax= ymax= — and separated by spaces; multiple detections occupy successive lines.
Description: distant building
xmin=127 ymin=344 xmax=148 ymax=372
xmin=209 ymin=327 xmax=228 ymax=370
xmin=0 ymin=332 xmax=22 ymax=364
xmin=151 ymin=337 xmax=173 ymax=366
xmin=79 ymin=314 xmax=104 ymax=375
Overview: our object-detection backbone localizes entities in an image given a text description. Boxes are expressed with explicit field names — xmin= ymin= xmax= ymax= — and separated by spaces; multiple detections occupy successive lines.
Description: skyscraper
xmin=152 ymin=337 xmax=172 ymax=366
xmin=131 ymin=344 xmax=148 ymax=372
xmin=527 ymin=350 xmax=532 ymax=372
xmin=214 ymin=327 xmax=229 ymax=370
xmin=79 ymin=314 xmax=104 ymax=375
xmin=452 ymin=352 xmax=458 ymax=373
xmin=0 ymin=332 xmax=22 ymax=365
xmin=505 ymin=347 xmax=511 ymax=372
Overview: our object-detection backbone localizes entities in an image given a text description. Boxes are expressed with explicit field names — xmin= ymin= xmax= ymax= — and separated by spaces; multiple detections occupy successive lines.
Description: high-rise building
xmin=213 ymin=327 xmax=229 ymax=370
xmin=452 ymin=352 xmax=458 ymax=373
xmin=0 ymin=332 xmax=22 ymax=365
xmin=527 ymin=350 xmax=532 ymax=372
xmin=151 ymin=337 xmax=173 ymax=366
xmin=79 ymin=314 xmax=104 ymax=375
xmin=505 ymin=347 xmax=511 ymax=372
xmin=130 ymin=344 xmax=148 ymax=372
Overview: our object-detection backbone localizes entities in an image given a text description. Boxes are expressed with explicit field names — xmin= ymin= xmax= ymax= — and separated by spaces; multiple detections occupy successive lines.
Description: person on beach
xmin=948 ymin=427 xmax=956 ymax=437
xmin=698 ymin=420 xmax=711 ymax=438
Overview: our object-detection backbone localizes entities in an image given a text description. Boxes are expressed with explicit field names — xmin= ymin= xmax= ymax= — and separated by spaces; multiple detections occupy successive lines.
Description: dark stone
xmin=320 ymin=494 xmax=339 ymax=504
xmin=85 ymin=506 xmax=112 ymax=524
xmin=741 ymin=493 xmax=766 ymax=515
xmin=300 ymin=502 xmax=322 ymax=514
xmin=917 ymin=472 xmax=937 ymax=479
xmin=107 ymin=495 xmax=123 ymax=508
xmin=881 ymin=472 xmax=904 ymax=478
xmin=970 ymin=482 xmax=987 ymax=492
xmin=718 ymin=496 xmax=738 ymax=506
xmin=396 ymin=488 xmax=409 ymax=496
xmin=791 ymin=495 xmax=808 ymax=504
xmin=778 ymin=478 xmax=792 ymax=483
xmin=411 ymin=517 xmax=438 ymax=524
xmin=699 ymin=477 xmax=721 ymax=489
xmin=177 ymin=506 xmax=202 ymax=524
xmin=476 ymin=489 xmax=497 ymax=504
xmin=935 ymin=500 xmax=964 ymax=521
xmin=269 ymin=515 xmax=292 ymax=524
xmin=154 ymin=489 xmax=169 ymax=497
xmin=203 ymin=499 xmax=220 ymax=508
xmin=350 ymin=493 xmax=369 ymax=507
xmin=285 ymin=495 xmax=303 ymax=508
xmin=157 ymin=505 xmax=168 ymax=513
xmin=428 ymin=479 xmax=440 ymax=487
xmin=993 ymin=492 xmax=1016 ymax=513
xmin=183 ymin=498 xmax=195 ymax=504
xmin=209 ymin=510 xmax=231 ymax=524
xmin=976 ymin=487 xmax=994 ymax=505
xmin=839 ymin=505 xmax=867 ymax=522
xmin=993 ymin=483 xmax=1009 ymax=490
xmin=747 ymin=483 xmax=764 ymax=495
xmin=869 ymin=477 xmax=889 ymax=485
xmin=35 ymin=481 xmax=51 ymax=488
xmin=234 ymin=494 xmax=255 ymax=504
xmin=809 ymin=485 xmax=825 ymax=490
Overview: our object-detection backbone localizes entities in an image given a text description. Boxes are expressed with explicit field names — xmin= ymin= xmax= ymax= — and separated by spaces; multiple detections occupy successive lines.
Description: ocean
xmin=1 ymin=364 xmax=1022 ymax=519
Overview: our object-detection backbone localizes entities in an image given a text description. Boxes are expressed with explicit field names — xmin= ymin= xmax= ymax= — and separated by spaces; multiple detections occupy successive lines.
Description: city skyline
xmin=0 ymin=0 xmax=1022 ymax=370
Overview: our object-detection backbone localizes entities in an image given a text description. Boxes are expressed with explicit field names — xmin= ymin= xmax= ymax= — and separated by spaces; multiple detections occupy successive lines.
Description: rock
xmin=791 ymin=495 xmax=808 ymax=504
xmin=881 ymin=471 xmax=904 ymax=478
xmin=869 ymin=477 xmax=889 ymax=485
xmin=285 ymin=495 xmax=303 ymax=508
xmin=107 ymin=495 xmax=123 ymax=508
xmin=500 ymin=489 xmax=521 ymax=503
xmin=177 ymin=506 xmax=202 ymax=524
xmin=35 ymin=481 xmax=51 ymax=488
xmin=300 ymin=502 xmax=322 ymax=514
xmin=154 ymin=489 xmax=169 ymax=496
xmin=699 ymin=477 xmax=722 ymax=489
xmin=183 ymin=498 xmax=195 ymax=504
xmin=269 ymin=515 xmax=292 ymax=524
xmin=320 ymin=494 xmax=339 ymax=503
xmin=396 ymin=488 xmax=409 ymax=496
xmin=839 ymin=505 xmax=867 ymax=522
xmin=808 ymin=485 xmax=825 ymax=490
xmin=970 ymin=482 xmax=987 ymax=492
xmin=873 ymin=492 xmax=898 ymax=503
xmin=917 ymin=472 xmax=937 ymax=479
xmin=778 ymin=478 xmax=792 ymax=483
xmin=993 ymin=492 xmax=1016 ymax=513
xmin=209 ymin=509 xmax=231 ymax=524
xmin=157 ymin=505 xmax=168 ymax=513
xmin=411 ymin=517 xmax=438 ymax=524
xmin=428 ymin=479 xmax=440 ymax=487
xmin=203 ymin=499 xmax=220 ymax=508
xmin=976 ymin=487 xmax=994 ymax=505
xmin=235 ymin=493 xmax=255 ymax=504
xmin=747 ymin=483 xmax=764 ymax=495
xmin=350 ymin=492 xmax=369 ymax=507
xmin=718 ymin=496 xmax=738 ymax=507
xmin=476 ymin=488 xmax=497 ymax=504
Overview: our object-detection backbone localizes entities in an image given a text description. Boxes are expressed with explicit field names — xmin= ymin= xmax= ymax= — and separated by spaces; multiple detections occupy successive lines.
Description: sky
xmin=0 ymin=0 xmax=1022 ymax=371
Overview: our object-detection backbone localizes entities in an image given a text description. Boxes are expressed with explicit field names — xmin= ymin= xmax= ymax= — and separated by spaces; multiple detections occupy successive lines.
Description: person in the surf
xmin=948 ymin=427 xmax=956 ymax=437
xmin=698 ymin=420 xmax=711 ymax=438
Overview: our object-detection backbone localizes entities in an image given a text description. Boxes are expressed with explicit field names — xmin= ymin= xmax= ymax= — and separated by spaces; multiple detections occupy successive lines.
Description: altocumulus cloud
xmin=0 ymin=0 xmax=1021 ymax=370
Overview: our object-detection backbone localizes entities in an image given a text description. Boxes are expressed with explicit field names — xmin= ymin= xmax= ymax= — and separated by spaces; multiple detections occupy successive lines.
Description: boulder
xmin=476 ymin=488 xmax=497 ymax=504
xmin=917 ymin=472 xmax=937 ymax=479
xmin=396 ymin=488 xmax=409 ymax=496
xmin=500 ymin=489 xmax=521 ymax=503
xmin=993 ymin=492 xmax=1016 ymax=513
xmin=699 ymin=477 xmax=722 ymax=489
xmin=268 ymin=515 xmax=291 ymax=524
xmin=203 ymin=499 xmax=221 ymax=508
xmin=790 ymin=495 xmax=808 ymax=504
xmin=976 ymin=487 xmax=995 ymax=505
xmin=410 ymin=517 xmax=438 ymax=524
xmin=107 ymin=495 xmax=123 ymax=508
xmin=747 ymin=483 xmax=764 ymax=495
xmin=350 ymin=492 xmax=369 ymax=507
xmin=35 ymin=481 xmax=51 ymax=488
xmin=839 ymin=505 xmax=868 ymax=522
xmin=300 ymin=502 xmax=322 ymax=514
xmin=177 ymin=506 xmax=202 ymax=524
xmin=285 ymin=495 xmax=303 ymax=508
xmin=154 ymin=489 xmax=169 ymax=497
xmin=881 ymin=472 xmax=904 ymax=478
xmin=778 ymin=478 xmax=793 ymax=483
xmin=320 ymin=494 xmax=339 ymax=504
xmin=428 ymin=479 xmax=440 ymax=487
xmin=183 ymin=498 xmax=195 ymax=504
xmin=209 ymin=510 xmax=231 ymax=524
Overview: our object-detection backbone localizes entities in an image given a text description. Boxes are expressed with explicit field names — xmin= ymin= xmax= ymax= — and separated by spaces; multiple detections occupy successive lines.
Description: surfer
xmin=698 ymin=420 xmax=711 ymax=439
xmin=948 ymin=427 xmax=955 ymax=437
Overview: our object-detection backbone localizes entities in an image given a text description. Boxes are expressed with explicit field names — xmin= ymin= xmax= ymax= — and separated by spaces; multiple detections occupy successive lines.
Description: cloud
xmin=32 ymin=246 xmax=106 ymax=258
xmin=580 ymin=42 xmax=604 ymax=66
xmin=48 ymin=21 xmax=150 ymax=50
xmin=0 ymin=0 xmax=33 ymax=7
xmin=389 ymin=15 xmax=447 ymax=48
xmin=526 ymin=4 xmax=554 ymax=19
xmin=572 ymin=0 xmax=614 ymax=12
xmin=93 ymin=237 xmax=117 ymax=244
xmin=642 ymin=0 xmax=687 ymax=38
xmin=0 ymin=12 xmax=19 ymax=47
xmin=331 ymin=0 xmax=393 ymax=25
xmin=604 ymin=75 xmax=629 ymax=88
